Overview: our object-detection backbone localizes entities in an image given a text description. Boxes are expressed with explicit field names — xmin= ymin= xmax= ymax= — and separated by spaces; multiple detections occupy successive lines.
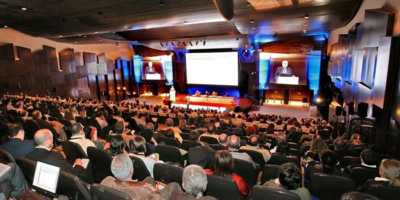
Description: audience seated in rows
xmin=0 ymin=123 xmax=34 ymax=158
xmin=204 ymin=150 xmax=249 ymax=197
xmin=263 ymin=162 xmax=312 ymax=200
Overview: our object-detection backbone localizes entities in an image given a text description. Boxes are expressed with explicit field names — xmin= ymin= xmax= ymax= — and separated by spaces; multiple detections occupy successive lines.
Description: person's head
xmin=341 ymin=192 xmax=380 ymax=200
xmin=34 ymin=129 xmax=53 ymax=149
xmin=279 ymin=162 xmax=301 ymax=190
xmin=113 ymin=120 xmax=125 ymax=134
xmin=7 ymin=123 xmax=25 ymax=140
xmin=282 ymin=60 xmax=289 ymax=68
xmin=145 ymin=122 xmax=154 ymax=131
xmin=218 ymin=133 xmax=228 ymax=146
xmin=227 ymin=135 xmax=241 ymax=150
xmin=182 ymin=165 xmax=208 ymax=198
xmin=310 ymin=137 xmax=328 ymax=156
xmin=32 ymin=110 xmax=42 ymax=120
xmin=71 ymin=123 xmax=85 ymax=137
xmin=110 ymin=135 xmax=127 ymax=156
xmin=320 ymin=150 xmax=339 ymax=174
xmin=166 ymin=118 xmax=174 ymax=127
xmin=130 ymin=135 xmax=147 ymax=154
xmin=248 ymin=135 xmax=259 ymax=147
xmin=360 ymin=149 xmax=380 ymax=167
xmin=110 ymin=154 xmax=133 ymax=181
xmin=350 ymin=133 xmax=362 ymax=145
xmin=214 ymin=150 xmax=234 ymax=176
xmin=379 ymin=159 xmax=400 ymax=187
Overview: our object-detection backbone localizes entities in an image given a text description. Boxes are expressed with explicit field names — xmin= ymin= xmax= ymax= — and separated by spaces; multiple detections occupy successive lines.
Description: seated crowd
xmin=0 ymin=94 xmax=399 ymax=200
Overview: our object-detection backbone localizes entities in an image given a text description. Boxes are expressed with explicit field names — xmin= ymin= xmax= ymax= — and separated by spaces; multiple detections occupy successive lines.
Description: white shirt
xmin=70 ymin=135 xmax=96 ymax=155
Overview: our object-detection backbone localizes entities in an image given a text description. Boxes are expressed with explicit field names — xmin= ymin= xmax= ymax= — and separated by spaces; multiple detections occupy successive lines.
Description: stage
xmin=135 ymin=94 xmax=316 ymax=118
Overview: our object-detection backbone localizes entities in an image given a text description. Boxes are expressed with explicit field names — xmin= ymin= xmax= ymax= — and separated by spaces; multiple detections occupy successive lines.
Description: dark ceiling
xmin=0 ymin=0 xmax=363 ymax=45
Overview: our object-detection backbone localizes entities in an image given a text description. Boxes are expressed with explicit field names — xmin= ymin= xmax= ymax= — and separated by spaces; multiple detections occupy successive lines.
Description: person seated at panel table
xmin=275 ymin=60 xmax=293 ymax=77
xmin=211 ymin=91 xmax=218 ymax=97
xmin=194 ymin=90 xmax=201 ymax=97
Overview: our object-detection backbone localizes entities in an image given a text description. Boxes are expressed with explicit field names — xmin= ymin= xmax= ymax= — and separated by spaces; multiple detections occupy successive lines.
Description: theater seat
xmin=233 ymin=159 xmax=257 ymax=187
xmin=62 ymin=141 xmax=87 ymax=164
xmin=364 ymin=183 xmax=400 ymax=200
xmin=310 ymin=173 xmax=355 ymax=200
xmin=153 ymin=163 xmax=183 ymax=184
xmin=200 ymin=136 xmax=220 ymax=145
xmin=251 ymin=185 xmax=301 ymax=200
xmin=260 ymin=164 xmax=281 ymax=184
xmin=15 ymin=157 xmax=36 ymax=184
xmin=205 ymin=175 xmax=241 ymax=200
xmin=87 ymin=147 xmax=112 ymax=183
xmin=130 ymin=156 xmax=151 ymax=181
xmin=57 ymin=170 xmax=91 ymax=200
xmin=91 ymin=183 xmax=130 ymax=200
xmin=155 ymin=145 xmax=185 ymax=166
xmin=240 ymin=149 xmax=265 ymax=167
xmin=0 ymin=149 xmax=15 ymax=163
xmin=349 ymin=166 xmax=378 ymax=186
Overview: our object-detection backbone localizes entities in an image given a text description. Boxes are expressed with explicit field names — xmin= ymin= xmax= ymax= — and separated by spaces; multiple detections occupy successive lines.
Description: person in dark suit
xmin=0 ymin=123 xmax=34 ymax=158
xmin=25 ymin=129 xmax=86 ymax=177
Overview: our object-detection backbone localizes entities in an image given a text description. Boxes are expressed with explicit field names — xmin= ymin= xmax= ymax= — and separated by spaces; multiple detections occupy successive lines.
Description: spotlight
xmin=250 ymin=19 xmax=255 ymax=24
xmin=316 ymin=96 xmax=323 ymax=104
xmin=3 ymin=25 xmax=8 ymax=28
xmin=304 ymin=14 xmax=309 ymax=20
xmin=21 ymin=7 xmax=28 ymax=11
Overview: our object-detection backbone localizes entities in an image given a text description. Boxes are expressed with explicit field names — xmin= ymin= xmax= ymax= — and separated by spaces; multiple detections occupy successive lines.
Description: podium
xmin=276 ymin=75 xmax=299 ymax=85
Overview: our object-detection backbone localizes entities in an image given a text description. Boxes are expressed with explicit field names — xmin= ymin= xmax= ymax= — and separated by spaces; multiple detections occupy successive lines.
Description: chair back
xmin=62 ymin=141 xmax=87 ymax=164
xmin=58 ymin=171 xmax=91 ymax=200
xmin=87 ymin=147 xmax=112 ymax=183
xmin=15 ymin=157 xmax=36 ymax=184
xmin=199 ymin=136 xmax=219 ymax=145
xmin=90 ymin=184 xmax=130 ymax=200
xmin=251 ymin=185 xmax=301 ymax=200
xmin=233 ymin=159 xmax=257 ymax=187
xmin=130 ymin=156 xmax=151 ymax=181
xmin=261 ymin=164 xmax=281 ymax=184
xmin=0 ymin=149 xmax=15 ymax=163
xmin=240 ymin=149 xmax=265 ymax=167
xmin=365 ymin=183 xmax=400 ymax=200
xmin=350 ymin=166 xmax=378 ymax=187
xmin=155 ymin=145 xmax=184 ymax=166
xmin=310 ymin=173 xmax=355 ymax=200
xmin=153 ymin=163 xmax=183 ymax=184
xmin=181 ymin=140 xmax=200 ymax=151
xmin=205 ymin=175 xmax=241 ymax=200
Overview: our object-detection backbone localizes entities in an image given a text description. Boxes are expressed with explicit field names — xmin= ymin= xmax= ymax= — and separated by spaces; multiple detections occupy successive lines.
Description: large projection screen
xmin=186 ymin=52 xmax=239 ymax=86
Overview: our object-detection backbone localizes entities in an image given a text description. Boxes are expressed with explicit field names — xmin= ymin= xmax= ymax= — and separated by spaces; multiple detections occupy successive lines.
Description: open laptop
xmin=32 ymin=161 xmax=61 ymax=197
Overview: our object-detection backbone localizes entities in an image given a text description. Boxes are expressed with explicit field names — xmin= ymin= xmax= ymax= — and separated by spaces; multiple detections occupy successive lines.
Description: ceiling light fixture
xmin=304 ymin=14 xmax=309 ymax=20
xmin=21 ymin=7 xmax=27 ymax=11
xmin=3 ymin=25 xmax=8 ymax=28
xmin=250 ymin=19 xmax=255 ymax=24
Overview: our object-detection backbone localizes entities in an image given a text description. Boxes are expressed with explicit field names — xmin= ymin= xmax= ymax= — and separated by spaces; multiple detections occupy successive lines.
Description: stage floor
xmin=254 ymin=104 xmax=318 ymax=119
xmin=136 ymin=95 xmax=317 ymax=119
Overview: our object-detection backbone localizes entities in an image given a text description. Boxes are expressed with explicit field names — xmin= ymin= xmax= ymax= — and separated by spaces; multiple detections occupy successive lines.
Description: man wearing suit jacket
xmin=0 ymin=123 xmax=34 ymax=158
xmin=25 ymin=129 xmax=86 ymax=177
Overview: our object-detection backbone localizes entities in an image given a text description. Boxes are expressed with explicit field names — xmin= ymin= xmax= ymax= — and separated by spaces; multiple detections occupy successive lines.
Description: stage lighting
xmin=316 ymin=96 xmax=323 ymax=104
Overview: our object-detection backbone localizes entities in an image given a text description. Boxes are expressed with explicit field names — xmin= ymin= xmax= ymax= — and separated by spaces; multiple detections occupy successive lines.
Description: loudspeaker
xmin=213 ymin=0 xmax=234 ymax=20
xmin=357 ymin=102 xmax=369 ymax=118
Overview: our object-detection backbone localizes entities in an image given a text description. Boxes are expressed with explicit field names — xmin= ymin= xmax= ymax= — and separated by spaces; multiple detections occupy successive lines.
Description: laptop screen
xmin=32 ymin=161 xmax=60 ymax=194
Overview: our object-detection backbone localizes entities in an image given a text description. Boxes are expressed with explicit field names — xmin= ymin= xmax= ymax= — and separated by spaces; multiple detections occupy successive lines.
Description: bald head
xmin=34 ymin=129 xmax=53 ymax=148
xmin=228 ymin=135 xmax=241 ymax=150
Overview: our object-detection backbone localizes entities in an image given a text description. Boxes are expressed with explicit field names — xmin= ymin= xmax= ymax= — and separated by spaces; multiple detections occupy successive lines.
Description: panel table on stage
xmin=186 ymin=95 xmax=235 ymax=105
